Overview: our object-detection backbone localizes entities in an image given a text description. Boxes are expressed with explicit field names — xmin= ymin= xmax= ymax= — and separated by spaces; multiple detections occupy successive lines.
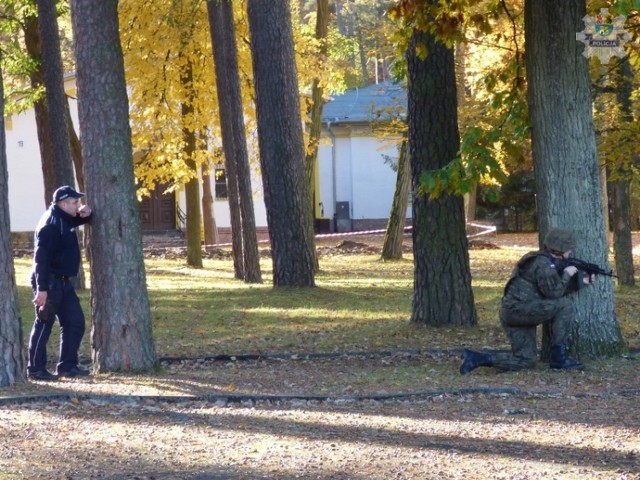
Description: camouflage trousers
xmin=488 ymin=296 xmax=574 ymax=371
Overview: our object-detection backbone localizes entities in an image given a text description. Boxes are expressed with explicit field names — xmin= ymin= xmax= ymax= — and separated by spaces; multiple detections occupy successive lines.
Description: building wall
xmin=4 ymin=80 xmax=268 ymax=236
xmin=318 ymin=123 xmax=410 ymax=232
xmin=6 ymin=108 xmax=49 ymax=233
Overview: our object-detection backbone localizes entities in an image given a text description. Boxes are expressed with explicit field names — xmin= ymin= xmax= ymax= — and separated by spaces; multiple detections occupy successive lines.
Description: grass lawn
xmin=11 ymin=234 xmax=640 ymax=362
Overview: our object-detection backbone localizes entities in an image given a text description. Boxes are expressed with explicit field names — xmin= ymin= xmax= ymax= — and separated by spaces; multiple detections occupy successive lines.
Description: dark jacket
xmin=32 ymin=205 xmax=91 ymax=291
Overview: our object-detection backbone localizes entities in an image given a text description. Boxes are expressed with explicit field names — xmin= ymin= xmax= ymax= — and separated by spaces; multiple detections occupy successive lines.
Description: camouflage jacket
xmin=502 ymin=250 xmax=577 ymax=306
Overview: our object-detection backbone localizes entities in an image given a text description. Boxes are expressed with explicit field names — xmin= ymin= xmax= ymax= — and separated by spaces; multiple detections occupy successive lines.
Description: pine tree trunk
xmin=0 ymin=62 xmax=25 ymax=386
xmin=407 ymin=28 xmax=477 ymax=326
xmin=303 ymin=0 xmax=329 ymax=273
xmin=611 ymin=178 xmax=634 ymax=284
xmin=37 ymin=0 xmax=75 ymax=187
xmin=247 ymin=0 xmax=315 ymax=287
xmin=71 ymin=0 xmax=156 ymax=372
xmin=381 ymin=139 xmax=410 ymax=260
xmin=524 ymin=0 xmax=624 ymax=357
xmin=207 ymin=0 xmax=262 ymax=282
xmin=23 ymin=14 xmax=55 ymax=206
xmin=610 ymin=57 xmax=635 ymax=286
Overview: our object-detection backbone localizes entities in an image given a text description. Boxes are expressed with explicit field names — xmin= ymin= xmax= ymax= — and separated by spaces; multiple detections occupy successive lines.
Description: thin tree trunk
xmin=381 ymin=139 xmax=410 ymax=260
xmin=524 ymin=0 xmax=623 ymax=357
xmin=610 ymin=56 xmax=635 ymax=286
xmin=303 ymin=0 xmax=329 ymax=273
xmin=0 ymin=60 xmax=25 ymax=387
xmin=37 ymin=0 xmax=75 ymax=187
xmin=180 ymin=58 xmax=203 ymax=268
xmin=202 ymin=162 xmax=219 ymax=246
xmin=207 ymin=0 xmax=262 ymax=283
xmin=23 ymin=14 xmax=55 ymax=206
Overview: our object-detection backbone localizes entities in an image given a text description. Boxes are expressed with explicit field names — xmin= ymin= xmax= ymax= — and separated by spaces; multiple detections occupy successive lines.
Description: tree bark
xmin=247 ymin=0 xmax=315 ymax=287
xmin=0 ymin=61 xmax=25 ymax=387
xmin=381 ymin=139 xmax=410 ymax=260
xmin=201 ymin=162 xmax=219 ymax=246
xmin=207 ymin=0 xmax=262 ymax=283
xmin=407 ymin=27 xmax=477 ymax=326
xmin=524 ymin=0 xmax=624 ymax=356
xmin=180 ymin=57 xmax=203 ymax=268
xmin=29 ymin=5 xmax=87 ymax=290
xmin=303 ymin=0 xmax=329 ymax=273
xmin=610 ymin=56 xmax=635 ymax=286
xmin=37 ymin=0 xmax=75 ymax=187
xmin=23 ymin=14 xmax=55 ymax=206
xmin=71 ymin=0 xmax=157 ymax=372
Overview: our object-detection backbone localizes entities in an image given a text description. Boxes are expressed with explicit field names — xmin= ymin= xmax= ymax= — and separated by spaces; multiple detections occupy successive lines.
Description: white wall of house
xmin=4 ymin=83 xmax=268 ymax=235
xmin=318 ymin=123 xmax=409 ymax=231
xmin=174 ymin=168 xmax=269 ymax=232
xmin=6 ymin=108 xmax=52 ymax=232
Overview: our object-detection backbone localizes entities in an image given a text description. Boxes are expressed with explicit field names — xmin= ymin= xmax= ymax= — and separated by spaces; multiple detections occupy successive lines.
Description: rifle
xmin=565 ymin=257 xmax=617 ymax=287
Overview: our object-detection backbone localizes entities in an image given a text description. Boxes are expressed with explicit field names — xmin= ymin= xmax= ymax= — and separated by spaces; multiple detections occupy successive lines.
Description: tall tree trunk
xmin=455 ymin=39 xmax=476 ymax=221
xmin=32 ymin=4 xmax=88 ymax=290
xmin=71 ymin=0 xmax=157 ymax=372
xmin=37 ymin=0 xmax=75 ymax=187
xmin=67 ymin=98 xmax=85 ymax=192
xmin=356 ymin=22 xmax=368 ymax=84
xmin=381 ymin=139 xmax=410 ymax=260
xmin=247 ymin=0 xmax=315 ymax=287
xmin=610 ymin=56 xmax=635 ymax=286
xmin=201 ymin=162 xmax=219 ymax=246
xmin=0 ymin=60 xmax=25 ymax=387
xmin=524 ymin=0 xmax=623 ymax=357
xmin=23 ymin=14 xmax=55 ymax=206
xmin=303 ymin=0 xmax=329 ymax=273
xmin=407 ymin=27 xmax=477 ymax=326
xmin=207 ymin=0 xmax=262 ymax=283
xmin=335 ymin=0 xmax=345 ymax=34
xmin=180 ymin=58 xmax=203 ymax=268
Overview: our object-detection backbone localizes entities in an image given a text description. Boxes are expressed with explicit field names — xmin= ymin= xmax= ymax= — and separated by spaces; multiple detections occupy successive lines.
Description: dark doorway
xmin=139 ymin=186 xmax=177 ymax=233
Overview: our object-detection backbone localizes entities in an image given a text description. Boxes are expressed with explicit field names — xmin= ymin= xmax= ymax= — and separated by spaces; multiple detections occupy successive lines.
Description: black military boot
xmin=459 ymin=348 xmax=493 ymax=374
xmin=549 ymin=344 xmax=585 ymax=370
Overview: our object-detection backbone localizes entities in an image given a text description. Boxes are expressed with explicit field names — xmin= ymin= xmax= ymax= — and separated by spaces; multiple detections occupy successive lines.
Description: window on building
xmin=214 ymin=166 xmax=228 ymax=200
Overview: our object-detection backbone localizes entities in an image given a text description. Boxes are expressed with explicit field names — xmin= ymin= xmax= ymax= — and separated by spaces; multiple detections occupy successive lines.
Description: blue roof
xmin=321 ymin=81 xmax=407 ymax=125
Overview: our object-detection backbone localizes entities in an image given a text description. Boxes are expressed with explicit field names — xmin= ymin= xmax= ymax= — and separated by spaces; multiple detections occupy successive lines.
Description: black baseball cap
xmin=52 ymin=185 xmax=85 ymax=203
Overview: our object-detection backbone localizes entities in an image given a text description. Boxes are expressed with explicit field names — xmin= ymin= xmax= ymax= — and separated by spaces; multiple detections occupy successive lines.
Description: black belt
xmin=50 ymin=274 xmax=71 ymax=281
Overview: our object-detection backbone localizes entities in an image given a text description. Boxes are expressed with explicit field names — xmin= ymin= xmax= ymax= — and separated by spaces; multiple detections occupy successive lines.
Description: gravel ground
xmin=2 ymin=351 xmax=639 ymax=479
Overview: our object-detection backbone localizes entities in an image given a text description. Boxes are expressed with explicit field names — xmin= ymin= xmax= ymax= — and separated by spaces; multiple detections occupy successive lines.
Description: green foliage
xmin=391 ymin=0 xmax=530 ymax=200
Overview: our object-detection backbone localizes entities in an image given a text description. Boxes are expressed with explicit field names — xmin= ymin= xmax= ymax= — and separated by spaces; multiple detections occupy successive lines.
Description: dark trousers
xmin=28 ymin=275 xmax=86 ymax=373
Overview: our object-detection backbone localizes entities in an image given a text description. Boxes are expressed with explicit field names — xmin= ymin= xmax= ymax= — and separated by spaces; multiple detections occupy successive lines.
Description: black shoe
xmin=57 ymin=366 xmax=91 ymax=378
xmin=459 ymin=348 xmax=492 ymax=375
xmin=549 ymin=345 xmax=585 ymax=370
xmin=27 ymin=369 xmax=58 ymax=382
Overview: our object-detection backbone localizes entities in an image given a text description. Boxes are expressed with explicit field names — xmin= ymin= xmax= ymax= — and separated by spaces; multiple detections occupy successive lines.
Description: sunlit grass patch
xmin=13 ymin=241 xmax=640 ymax=363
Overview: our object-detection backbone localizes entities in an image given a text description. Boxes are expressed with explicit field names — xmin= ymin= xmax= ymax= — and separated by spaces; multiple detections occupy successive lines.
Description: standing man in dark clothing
xmin=460 ymin=228 xmax=595 ymax=374
xmin=27 ymin=186 xmax=92 ymax=381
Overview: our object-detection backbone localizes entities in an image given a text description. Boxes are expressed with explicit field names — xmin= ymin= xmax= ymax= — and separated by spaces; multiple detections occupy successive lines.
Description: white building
xmin=316 ymin=81 xmax=409 ymax=232
xmin=5 ymin=78 xmax=407 ymax=240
